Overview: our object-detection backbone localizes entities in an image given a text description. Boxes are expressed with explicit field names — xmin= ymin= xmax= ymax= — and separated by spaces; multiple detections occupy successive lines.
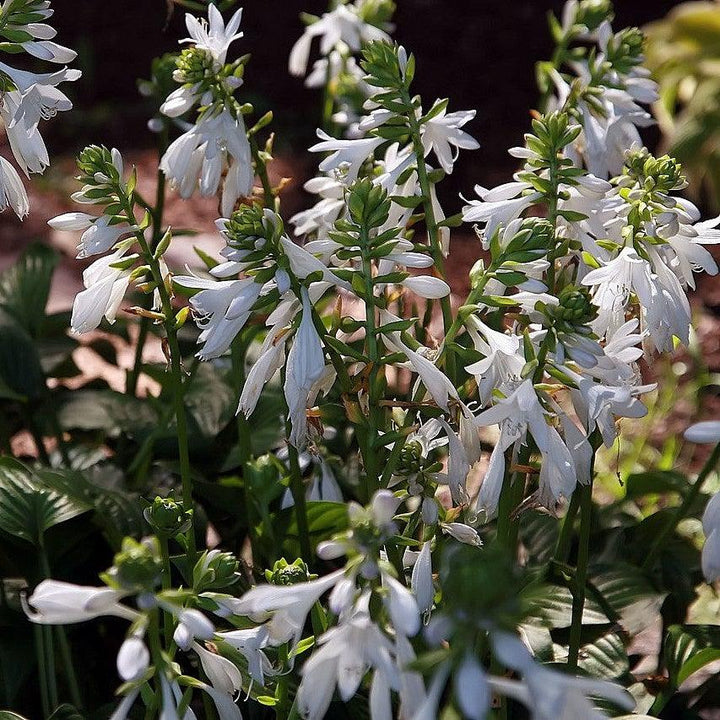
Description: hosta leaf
xmin=0 ymin=308 xmax=44 ymax=400
xmin=34 ymin=466 xmax=143 ymax=549
xmin=184 ymin=362 xmax=235 ymax=439
xmin=578 ymin=631 xmax=629 ymax=680
xmin=624 ymin=470 xmax=689 ymax=500
xmin=275 ymin=501 xmax=349 ymax=556
xmin=0 ymin=459 xmax=89 ymax=545
xmin=590 ymin=563 xmax=666 ymax=634
xmin=677 ymin=647 xmax=720 ymax=686
xmin=665 ymin=625 xmax=720 ymax=687
xmin=524 ymin=583 xmax=608 ymax=628
xmin=48 ymin=706 xmax=84 ymax=720
xmin=0 ymin=243 xmax=57 ymax=337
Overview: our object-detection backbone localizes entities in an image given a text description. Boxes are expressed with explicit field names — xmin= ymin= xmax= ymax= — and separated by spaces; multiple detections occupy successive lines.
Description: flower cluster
xmin=0 ymin=0 xmax=79 ymax=217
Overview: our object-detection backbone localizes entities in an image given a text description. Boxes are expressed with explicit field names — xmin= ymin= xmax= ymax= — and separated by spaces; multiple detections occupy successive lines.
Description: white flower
xmin=383 ymin=573 xmax=420 ymax=637
xmin=702 ymin=492 xmax=720 ymax=583
xmin=219 ymin=626 xmax=275 ymax=686
xmin=455 ymin=653 xmax=490 ymax=720
xmin=49 ymin=213 xmax=132 ymax=258
xmin=289 ymin=4 xmax=390 ymax=77
xmin=22 ymin=39 xmax=77 ymax=63
xmin=380 ymin=311 xmax=459 ymax=411
xmin=492 ymin=631 xmax=634 ymax=720
xmin=297 ymin=610 xmax=400 ymax=720
xmin=410 ymin=541 xmax=434 ymax=614
xmin=285 ymin=288 xmax=326 ymax=447
xmin=685 ymin=421 xmax=720 ymax=444
xmin=117 ymin=636 xmax=150 ymax=682
xmin=227 ymin=569 xmax=345 ymax=647
xmin=309 ymin=129 xmax=384 ymax=183
xmin=440 ymin=522 xmax=482 ymax=547
xmin=0 ymin=156 xmax=29 ymax=218
xmin=71 ymin=247 xmax=134 ymax=334
xmin=182 ymin=6 xmax=243 ymax=65
xmin=174 ymin=274 xmax=262 ymax=360
xmin=463 ymin=181 xmax=542 ymax=241
xmin=420 ymin=106 xmax=479 ymax=174
xmin=192 ymin=641 xmax=243 ymax=696
xmin=172 ymin=608 xmax=215 ymax=651
xmin=238 ymin=321 xmax=287 ymax=416
xmin=160 ymin=109 xmax=253 ymax=214
xmin=24 ymin=580 xmax=138 ymax=624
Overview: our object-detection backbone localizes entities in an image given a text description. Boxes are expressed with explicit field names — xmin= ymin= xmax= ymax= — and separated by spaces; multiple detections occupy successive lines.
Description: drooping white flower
xmin=455 ymin=653 xmax=490 ymax=720
xmin=462 ymin=181 xmax=543 ymax=241
xmin=173 ymin=274 xmax=263 ymax=360
xmin=440 ymin=522 xmax=482 ymax=547
xmin=297 ymin=609 xmax=400 ymax=720
xmin=309 ymin=129 xmax=384 ymax=183
xmin=289 ymin=4 xmax=390 ymax=77
xmin=702 ymin=492 xmax=720 ymax=583
xmin=420 ymin=106 xmax=479 ymax=174
xmin=227 ymin=569 xmax=345 ymax=648
xmin=410 ymin=541 xmax=434 ymax=614
xmin=160 ymin=110 xmax=253 ymax=215
xmin=24 ymin=580 xmax=138 ymax=624
xmin=70 ymin=247 xmax=134 ymax=334
xmin=218 ymin=625 xmax=275 ymax=686
xmin=285 ymin=288 xmax=326 ymax=447
xmin=0 ymin=156 xmax=29 ymax=218
xmin=192 ymin=641 xmax=243 ymax=696
xmin=172 ymin=608 xmax=215 ymax=651
xmin=492 ymin=631 xmax=634 ymax=720
xmin=685 ymin=421 xmax=720 ymax=445
xmin=117 ymin=636 xmax=150 ymax=682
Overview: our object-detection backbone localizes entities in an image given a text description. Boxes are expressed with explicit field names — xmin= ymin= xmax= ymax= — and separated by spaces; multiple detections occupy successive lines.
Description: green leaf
xmin=0 ymin=712 xmax=31 ymax=720
xmin=274 ymin=501 xmax=349 ymax=556
xmin=677 ymin=647 xmax=720 ymax=686
xmin=0 ymin=243 xmax=57 ymax=337
xmin=0 ymin=459 xmax=89 ymax=545
xmin=623 ymin=470 xmax=689 ymax=500
xmin=524 ymin=583 xmax=608 ymax=628
xmin=184 ymin=363 xmax=236 ymax=439
xmin=0 ymin=308 xmax=44 ymax=400
xmin=48 ymin=705 xmax=84 ymax=720
xmin=578 ymin=631 xmax=629 ymax=680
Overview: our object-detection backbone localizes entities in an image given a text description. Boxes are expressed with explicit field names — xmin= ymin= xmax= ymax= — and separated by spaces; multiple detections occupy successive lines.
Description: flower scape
xmin=2 ymin=1 xmax=720 ymax=719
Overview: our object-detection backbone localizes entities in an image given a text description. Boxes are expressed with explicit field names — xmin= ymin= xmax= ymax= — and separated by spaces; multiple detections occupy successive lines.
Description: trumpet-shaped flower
xmin=420 ymin=106 xmax=479 ymax=174
xmin=24 ymin=579 xmax=138 ymax=624
xmin=182 ymin=5 xmax=243 ymax=65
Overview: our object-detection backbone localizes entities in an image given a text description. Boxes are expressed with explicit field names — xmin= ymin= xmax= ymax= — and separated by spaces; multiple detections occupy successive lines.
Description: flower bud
xmin=111 ymin=537 xmax=162 ymax=591
xmin=143 ymin=496 xmax=191 ymax=537
xmin=264 ymin=557 xmax=311 ymax=585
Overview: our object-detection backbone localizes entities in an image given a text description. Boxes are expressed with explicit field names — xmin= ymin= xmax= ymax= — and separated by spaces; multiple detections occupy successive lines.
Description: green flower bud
xmin=111 ymin=537 xmax=162 ymax=591
xmin=143 ymin=496 xmax=191 ymax=537
xmin=264 ymin=558 xmax=311 ymax=585
xmin=193 ymin=549 xmax=239 ymax=591
xmin=575 ymin=0 xmax=613 ymax=32
xmin=175 ymin=47 xmax=215 ymax=85
xmin=398 ymin=440 xmax=424 ymax=476
xmin=553 ymin=286 xmax=598 ymax=325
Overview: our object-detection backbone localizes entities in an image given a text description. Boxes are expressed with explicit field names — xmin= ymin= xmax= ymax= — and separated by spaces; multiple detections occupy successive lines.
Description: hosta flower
xmin=160 ymin=109 xmax=253 ymax=216
xmin=492 ymin=631 xmax=634 ymax=720
xmin=455 ymin=653 xmax=490 ymax=720
xmin=182 ymin=5 xmax=244 ymax=65
xmin=581 ymin=246 xmax=691 ymax=350
xmin=463 ymin=181 xmax=543 ymax=241
xmin=285 ymin=288 xmax=327 ymax=447
xmin=0 ymin=156 xmax=29 ymax=218
xmin=297 ymin=608 xmax=400 ymax=720
xmin=289 ymin=3 xmax=390 ymax=77
xmin=70 ymin=246 xmax=135 ymax=334
xmin=218 ymin=625 xmax=275 ymax=686
xmin=23 ymin=579 xmax=138 ymax=624
xmin=227 ymin=568 xmax=345 ymax=647
xmin=420 ymin=106 xmax=479 ymax=174
xmin=116 ymin=636 xmax=150 ymax=682
xmin=49 ymin=212 xmax=132 ymax=258
xmin=702 ymin=491 xmax=720 ymax=583
xmin=473 ymin=380 xmax=576 ymax=516
xmin=410 ymin=541 xmax=434 ymax=614
xmin=685 ymin=421 xmax=720 ymax=444
xmin=174 ymin=274 xmax=263 ymax=360
xmin=309 ymin=129 xmax=384 ymax=183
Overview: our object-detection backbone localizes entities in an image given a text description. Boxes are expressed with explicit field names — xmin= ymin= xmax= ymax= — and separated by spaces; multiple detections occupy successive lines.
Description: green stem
xmin=567 ymin=480 xmax=593 ymax=671
xmin=249 ymin=135 xmax=275 ymax=208
xmin=55 ymin=626 xmax=83 ymax=710
xmin=159 ymin=534 xmax=173 ymax=645
xmin=400 ymin=86 xmax=456 ymax=382
xmin=127 ymin=125 xmax=168 ymax=397
xmin=121 ymin=193 xmax=197 ymax=562
xmin=643 ymin=442 xmax=720 ymax=571
xmin=33 ymin=623 xmax=51 ymax=719
xmin=361 ymin=231 xmax=383 ymax=498
xmin=287 ymin=435 xmax=312 ymax=562
xmin=554 ymin=489 xmax=581 ymax=564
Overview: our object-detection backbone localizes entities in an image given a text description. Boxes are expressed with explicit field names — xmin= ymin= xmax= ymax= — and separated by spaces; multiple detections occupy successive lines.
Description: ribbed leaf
xmin=0 ymin=459 xmax=89 ymax=545
xmin=0 ymin=243 xmax=57 ymax=337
